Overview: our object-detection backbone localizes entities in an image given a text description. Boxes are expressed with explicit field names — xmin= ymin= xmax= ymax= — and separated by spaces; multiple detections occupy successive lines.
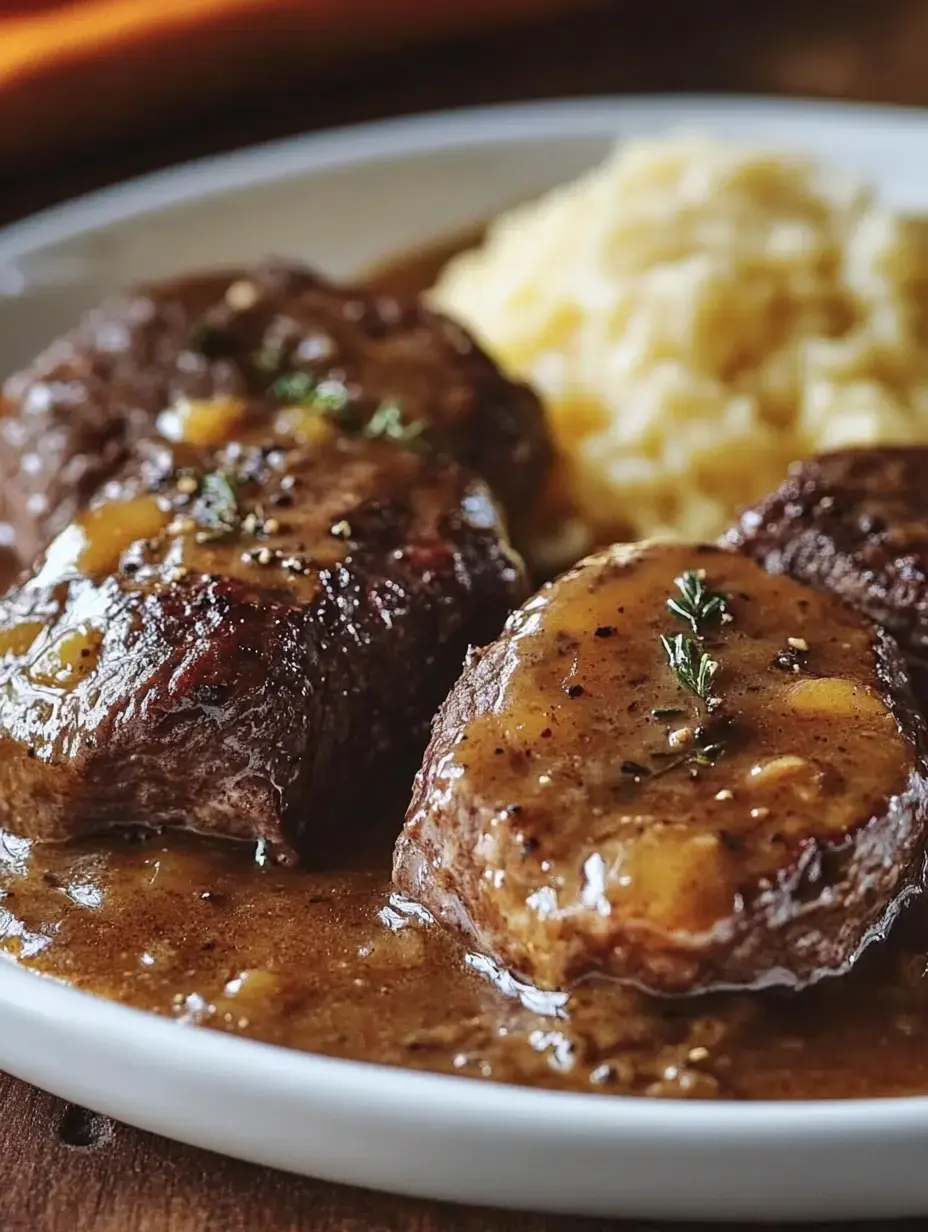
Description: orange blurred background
xmin=4 ymin=0 xmax=928 ymax=230
xmin=0 ymin=0 xmax=599 ymax=169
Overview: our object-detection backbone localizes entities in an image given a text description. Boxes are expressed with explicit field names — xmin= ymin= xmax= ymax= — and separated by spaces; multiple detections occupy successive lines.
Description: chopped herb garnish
xmin=667 ymin=570 xmax=728 ymax=635
xmin=642 ymin=734 xmax=727 ymax=782
xmin=271 ymin=374 xmax=427 ymax=453
xmin=363 ymin=401 xmax=428 ymax=452
xmin=196 ymin=471 xmax=239 ymax=541
xmin=660 ymin=633 xmax=718 ymax=707
xmin=271 ymin=371 xmax=350 ymax=415
xmin=646 ymin=575 xmax=732 ymax=777
xmin=271 ymin=371 xmax=313 ymax=403
xmin=313 ymin=380 xmax=352 ymax=414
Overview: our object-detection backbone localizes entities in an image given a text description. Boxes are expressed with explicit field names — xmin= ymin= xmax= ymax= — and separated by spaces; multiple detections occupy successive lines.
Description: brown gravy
xmin=365 ymin=227 xmax=483 ymax=299
xmin=2 ymin=239 xmax=928 ymax=1102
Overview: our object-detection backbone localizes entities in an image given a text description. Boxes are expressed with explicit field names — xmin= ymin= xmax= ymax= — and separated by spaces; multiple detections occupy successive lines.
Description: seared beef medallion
xmin=728 ymin=447 xmax=928 ymax=657
xmin=0 ymin=263 xmax=551 ymax=860
xmin=0 ymin=261 xmax=549 ymax=562
xmin=396 ymin=541 xmax=928 ymax=994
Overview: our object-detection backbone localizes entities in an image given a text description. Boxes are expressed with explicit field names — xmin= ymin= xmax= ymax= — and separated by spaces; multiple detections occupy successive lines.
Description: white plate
xmin=3 ymin=95 xmax=928 ymax=1223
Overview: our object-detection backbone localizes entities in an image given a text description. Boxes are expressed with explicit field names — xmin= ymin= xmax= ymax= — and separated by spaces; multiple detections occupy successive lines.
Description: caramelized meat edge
xmin=0 ymin=432 xmax=525 ymax=860
xmin=728 ymin=446 xmax=928 ymax=656
xmin=395 ymin=542 xmax=928 ymax=994
xmin=0 ymin=261 xmax=553 ymax=859
xmin=0 ymin=260 xmax=550 ymax=562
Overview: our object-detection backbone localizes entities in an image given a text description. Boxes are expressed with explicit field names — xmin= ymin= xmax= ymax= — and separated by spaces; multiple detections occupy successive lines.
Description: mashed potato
xmin=433 ymin=137 xmax=928 ymax=552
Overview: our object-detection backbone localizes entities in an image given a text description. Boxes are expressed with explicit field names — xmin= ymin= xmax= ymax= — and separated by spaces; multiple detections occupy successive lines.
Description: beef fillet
xmin=395 ymin=541 xmax=928 ymax=994
xmin=0 ymin=261 xmax=551 ymax=859
xmin=0 ymin=432 xmax=524 ymax=861
xmin=0 ymin=260 xmax=549 ymax=562
xmin=727 ymin=447 xmax=928 ymax=656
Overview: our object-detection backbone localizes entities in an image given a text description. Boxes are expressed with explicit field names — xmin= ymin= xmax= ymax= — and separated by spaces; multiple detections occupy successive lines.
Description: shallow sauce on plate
xmin=2 ymin=242 xmax=928 ymax=1102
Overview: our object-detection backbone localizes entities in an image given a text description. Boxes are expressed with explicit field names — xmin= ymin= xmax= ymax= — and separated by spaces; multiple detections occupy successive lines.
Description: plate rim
xmin=3 ymin=91 xmax=928 ymax=1142
xmin=6 ymin=91 xmax=928 ymax=263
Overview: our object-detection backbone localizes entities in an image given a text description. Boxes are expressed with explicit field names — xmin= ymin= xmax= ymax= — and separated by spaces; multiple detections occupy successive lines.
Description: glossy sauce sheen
xmin=399 ymin=543 xmax=925 ymax=995
xmin=0 ymin=258 xmax=544 ymax=857
xmin=2 ymin=241 xmax=928 ymax=1100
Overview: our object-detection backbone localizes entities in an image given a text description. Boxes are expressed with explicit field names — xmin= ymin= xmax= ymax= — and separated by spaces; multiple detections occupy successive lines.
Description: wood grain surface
xmin=3 ymin=1 xmax=928 ymax=1228
xmin=0 ymin=1073 xmax=924 ymax=1232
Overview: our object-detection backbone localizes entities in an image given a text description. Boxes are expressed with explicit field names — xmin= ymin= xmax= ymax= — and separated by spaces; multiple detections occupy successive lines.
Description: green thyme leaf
xmin=271 ymin=371 xmax=349 ymax=415
xmin=660 ymin=632 xmax=718 ymax=705
xmin=363 ymin=401 xmax=428 ymax=452
xmin=667 ymin=570 xmax=728 ymax=635
xmin=196 ymin=471 xmax=239 ymax=541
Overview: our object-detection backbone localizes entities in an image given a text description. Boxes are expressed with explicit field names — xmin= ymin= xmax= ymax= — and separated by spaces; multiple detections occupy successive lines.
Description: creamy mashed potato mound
xmin=433 ymin=137 xmax=928 ymax=547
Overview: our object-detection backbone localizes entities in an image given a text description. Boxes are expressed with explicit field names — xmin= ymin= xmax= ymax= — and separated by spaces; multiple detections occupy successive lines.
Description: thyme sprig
xmin=646 ymin=569 xmax=732 ymax=780
xmin=271 ymin=371 xmax=350 ymax=415
xmin=271 ymin=373 xmax=428 ymax=453
xmin=363 ymin=402 xmax=428 ymax=452
xmin=650 ymin=705 xmax=685 ymax=719
xmin=667 ymin=569 xmax=728 ymax=635
xmin=659 ymin=632 xmax=719 ymax=709
xmin=196 ymin=471 xmax=239 ymax=542
xmin=628 ymin=730 xmax=727 ymax=785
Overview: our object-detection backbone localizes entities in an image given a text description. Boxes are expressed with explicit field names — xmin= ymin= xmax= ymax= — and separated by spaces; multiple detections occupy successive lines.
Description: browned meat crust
xmin=0 ymin=262 xmax=551 ymax=860
xmin=726 ymin=447 xmax=928 ymax=655
xmin=395 ymin=542 xmax=928 ymax=994
xmin=0 ymin=261 xmax=549 ymax=562
xmin=0 ymin=441 xmax=522 ymax=861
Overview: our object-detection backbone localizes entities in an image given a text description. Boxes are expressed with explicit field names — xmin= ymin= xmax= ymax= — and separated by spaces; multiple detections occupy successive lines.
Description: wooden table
xmin=3 ymin=1 xmax=928 ymax=1227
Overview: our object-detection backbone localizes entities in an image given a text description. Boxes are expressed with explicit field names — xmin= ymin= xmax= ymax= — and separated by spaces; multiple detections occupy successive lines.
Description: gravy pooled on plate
xmin=3 ymin=239 xmax=928 ymax=1103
